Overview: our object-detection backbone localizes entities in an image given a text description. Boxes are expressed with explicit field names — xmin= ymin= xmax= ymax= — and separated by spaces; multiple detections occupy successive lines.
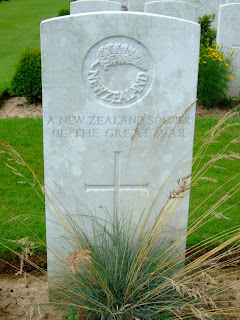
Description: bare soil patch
xmin=0 ymin=96 xmax=239 ymax=119
xmin=0 ymin=97 xmax=42 ymax=119
xmin=0 ymin=273 xmax=63 ymax=319
xmin=196 ymin=103 xmax=237 ymax=118
xmin=0 ymin=268 xmax=239 ymax=320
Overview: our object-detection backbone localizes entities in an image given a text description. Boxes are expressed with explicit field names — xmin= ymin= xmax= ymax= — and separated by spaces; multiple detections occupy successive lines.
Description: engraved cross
xmin=85 ymin=151 xmax=149 ymax=212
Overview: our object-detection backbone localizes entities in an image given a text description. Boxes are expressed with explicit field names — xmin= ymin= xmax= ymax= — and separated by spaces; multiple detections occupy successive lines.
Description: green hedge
xmin=57 ymin=5 xmax=70 ymax=16
xmin=57 ymin=0 xmax=76 ymax=16
xmin=10 ymin=48 xmax=42 ymax=103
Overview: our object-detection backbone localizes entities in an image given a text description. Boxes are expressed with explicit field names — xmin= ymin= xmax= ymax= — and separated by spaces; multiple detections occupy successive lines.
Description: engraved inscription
xmin=83 ymin=37 xmax=154 ymax=107
xmin=160 ymin=8 xmax=181 ymax=18
xmin=85 ymin=151 xmax=149 ymax=212
xmin=87 ymin=69 xmax=148 ymax=104
xmin=46 ymin=114 xmax=191 ymax=140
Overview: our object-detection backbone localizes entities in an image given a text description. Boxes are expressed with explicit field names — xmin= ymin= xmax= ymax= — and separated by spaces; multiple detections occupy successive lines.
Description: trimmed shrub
xmin=58 ymin=5 xmax=70 ymax=16
xmin=197 ymin=44 xmax=235 ymax=108
xmin=197 ymin=14 xmax=235 ymax=109
xmin=10 ymin=48 xmax=42 ymax=104
xmin=57 ymin=1 xmax=76 ymax=16
xmin=199 ymin=14 xmax=216 ymax=47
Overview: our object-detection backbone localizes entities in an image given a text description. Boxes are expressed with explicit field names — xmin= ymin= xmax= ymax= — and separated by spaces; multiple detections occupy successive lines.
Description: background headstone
xmin=109 ymin=0 xmax=128 ymax=7
xmin=41 ymin=12 xmax=200 ymax=275
xmin=144 ymin=1 xmax=197 ymax=22
xmin=217 ymin=4 xmax=240 ymax=97
xmin=129 ymin=0 xmax=226 ymax=26
xmin=128 ymin=0 xmax=145 ymax=11
xmin=70 ymin=0 xmax=121 ymax=14
xmin=226 ymin=0 xmax=240 ymax=3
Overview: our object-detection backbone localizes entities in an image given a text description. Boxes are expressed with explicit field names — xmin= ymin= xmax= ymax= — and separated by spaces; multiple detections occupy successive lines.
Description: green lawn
xmin=0 ymin=117 xmax=239 ymax=258
xmin=0 ymin=0 xmax=69 ymax=94
xmin=0 ymin=118 xmax=45 ymax=258
xmin=188 ymin=117 xmax=240 ymax=247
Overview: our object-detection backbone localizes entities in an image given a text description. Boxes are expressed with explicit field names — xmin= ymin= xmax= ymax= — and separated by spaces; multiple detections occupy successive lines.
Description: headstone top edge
xmin=142 ymin=12 xmax=199 ymax=25
xmin=40 ymin=11 xmax=200 ymax=26
xmin=146 ymin=0 xmax=195 ymax=5
xmin=73 ymin=0 xmax=121 ymax=3
xmin=220 ymin=3 xmax=240 ymax=6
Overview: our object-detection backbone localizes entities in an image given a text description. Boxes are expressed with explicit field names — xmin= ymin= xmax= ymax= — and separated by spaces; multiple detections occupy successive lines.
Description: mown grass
xmin=0 ymin=0 xmax=68 ymax=94
xmin=0 ymin=117 xmax=239 ymax=258
xmin=188 ymin=117 xmax=240 ymax=247
xmin=0 ymin=118 xmax=45 ymax=258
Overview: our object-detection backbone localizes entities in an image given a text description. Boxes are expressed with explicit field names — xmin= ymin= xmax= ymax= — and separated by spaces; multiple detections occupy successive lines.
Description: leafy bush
xmin=58 ymin=6 xmax=70 ymax=16
xmin=10 ymin=48 xmax=41 ymax=103
xmin=197 ymin=44 xmax=235 ymax=108
xmin=197 ymin=14 xmax=235 ymax=109
xmin=57 ymin=0 xmax=77 ymax=16
xmin=198 ymin=14 xmax=216 ymax=47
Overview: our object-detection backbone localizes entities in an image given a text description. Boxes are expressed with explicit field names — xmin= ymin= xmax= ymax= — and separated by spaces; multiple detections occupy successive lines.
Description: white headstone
xmin=177 ymin=0 xmax=226 ymax=26
xmin=217 ymin=4 xmax=240 ymax=97
xmin=144 ymin=1 xmax=197 ymax=22
xmin=129 ymin=0 xmax=226 ymax=26
xmin=128 ymin=0 xmax=145 ymax=11
xmin=226 ymin=0 xmax=240 ymax=3
xmin=41 ymin=12 xmax=200 ymax=275
xmin=109 ymin=0 xmax=128 ymax=9
xmin=70 ymin=0 xmax=122 ymax=14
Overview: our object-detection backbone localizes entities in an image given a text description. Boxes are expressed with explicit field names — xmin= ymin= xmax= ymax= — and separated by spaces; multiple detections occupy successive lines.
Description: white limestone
xmin=128 ymin=0 xmax=145 ymax=11
xmin=70 ymin=0 xmax=121 ymax=14
xmin=178 ymin=0 xmax=226 ymax=25
xmin=217 ymin=4 xmax=240 ymax=97
xmin=41 ymin=12 xmax=200 ymax=274
xmin=226 ymin=0 xmax=240 ymax=3
xmin=145 ymin=1 xmax=197 ymax=22
xmin=129 ymin=0 xmax=226 ymax=26
xmin=109 ymin=0 xmax=128 ymax=9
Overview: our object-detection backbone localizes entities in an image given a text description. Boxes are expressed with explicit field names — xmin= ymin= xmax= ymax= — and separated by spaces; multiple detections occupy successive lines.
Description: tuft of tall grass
xmin=47 ymin=212 xmax=240 ymax=319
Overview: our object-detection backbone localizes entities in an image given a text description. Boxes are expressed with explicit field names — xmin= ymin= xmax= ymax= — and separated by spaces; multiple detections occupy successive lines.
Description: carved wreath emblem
xmin=96 ymin=43 xmax=149 ymax=71
xmin=84 ymin=37 xmax=153 ymax=108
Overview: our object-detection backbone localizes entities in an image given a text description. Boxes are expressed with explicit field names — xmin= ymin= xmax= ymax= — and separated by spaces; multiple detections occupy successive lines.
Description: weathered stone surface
xmin=128 ymin=0 xmax=145 ymax=11
xmin=217 ymin=4 xmax=240 ymax=97
xmin=226 ymin=0 xmax=240 ymax=3
xmin=144 ymin=1 xmax=196 ymax=22
xmin=41 ymin=12 xmax=200 ymax=274
xmin=129 ymin=0 xmax=226 ymax=26
xmin=70 ymin=0 xmax=121 ymax=14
